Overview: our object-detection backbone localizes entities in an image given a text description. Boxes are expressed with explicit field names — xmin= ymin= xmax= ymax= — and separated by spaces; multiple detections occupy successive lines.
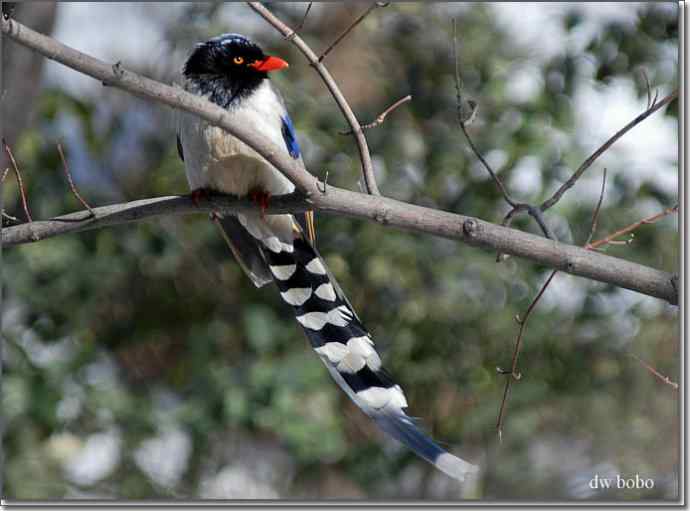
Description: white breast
xmin=177 ymin=80 xmax=297 ymax=198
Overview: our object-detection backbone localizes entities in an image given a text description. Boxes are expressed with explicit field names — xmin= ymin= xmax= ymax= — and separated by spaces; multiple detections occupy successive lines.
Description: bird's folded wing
xmin=213 ymin=215 xmax=274 ymax=288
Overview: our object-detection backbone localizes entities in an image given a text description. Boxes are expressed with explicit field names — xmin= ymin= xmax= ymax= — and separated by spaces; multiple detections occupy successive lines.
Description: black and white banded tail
xmin=263 ymin=233 xmax=478 ymax=481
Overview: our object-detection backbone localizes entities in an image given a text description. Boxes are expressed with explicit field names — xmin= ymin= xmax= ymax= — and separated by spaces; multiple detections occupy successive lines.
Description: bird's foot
xmin=249 ymin=188 xmax=271 ymax=218
xmin=190 ymin=187 xmax=215 ymax=207
xmin=191 ymin=188 xmax=224 ymax=222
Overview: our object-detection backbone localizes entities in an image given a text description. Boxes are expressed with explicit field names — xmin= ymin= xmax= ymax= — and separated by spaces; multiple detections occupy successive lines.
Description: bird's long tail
xmin=261 ymin=230 xmax=478 ymax=481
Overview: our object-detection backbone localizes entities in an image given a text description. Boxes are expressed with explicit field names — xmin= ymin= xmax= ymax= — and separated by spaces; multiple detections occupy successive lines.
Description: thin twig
xmin=586 ymin=204 xmax=678 ymax=250
xmin=3 ymin=138 xmax=33 ymax=222
xmin=585 ymin=168 xmax=607 ymax=246
xmin=452 ymin=19 xmax=464 ymax=97
xmin=540 ymin=90 xmax=678 ymax=212
xmin=459 ymin=125 xmax=517 ymax=208
xmin=317 ymin=3 xmax=383 ymax=63
xmin=496 ymin=204 xmax=555 ymax=261
xmin=248 ymin=2 xmax=381 ymax=196
xmin=1 ymin=166 xmax=10 ymax=183
xmin=317 ymin=170 xmax=329 ymax=194
xmin=293 ymin=2 xmax=312 ymax=34
xmin=497 ymin=167 xmax=607 ymax=437
xmin=452 ymin=19 xmax=515 ymax=208
xmin=496 ymin=269 xmax=558 ymax=439
xmin=629 ymin=353 xmax=678 ymax=390
xmin=639 ymin=68 xmax=652 ymax=109
xmin=496 ymin=207 xmax=525 ymax=261
xmin=57 ymin=142 xmax=95 ymax=217
xmin=339 ymin=95 xmax=412 ymax=135
xmin=526 ymin=205 xmax=555 ymax=240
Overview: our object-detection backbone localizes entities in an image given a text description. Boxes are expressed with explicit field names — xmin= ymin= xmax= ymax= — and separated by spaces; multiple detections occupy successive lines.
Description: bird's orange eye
xmin=233 ymin=56 xmax=244 ymax=65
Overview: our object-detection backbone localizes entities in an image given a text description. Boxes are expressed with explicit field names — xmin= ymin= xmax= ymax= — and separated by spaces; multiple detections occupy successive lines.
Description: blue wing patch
xmin=281 ymin=114 xmax=301 ymax=159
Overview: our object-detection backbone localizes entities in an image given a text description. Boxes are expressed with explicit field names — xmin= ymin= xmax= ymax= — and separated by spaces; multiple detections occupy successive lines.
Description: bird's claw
xmin=190 ymin=187 xmax=213 ymax=207
xmin=249 ymin=189 xmax=271 ymax=218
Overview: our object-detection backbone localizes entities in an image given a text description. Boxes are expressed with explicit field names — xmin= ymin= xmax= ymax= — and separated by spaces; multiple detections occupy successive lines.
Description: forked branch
xmin=248 ymin=2 xmax=382 ymax=196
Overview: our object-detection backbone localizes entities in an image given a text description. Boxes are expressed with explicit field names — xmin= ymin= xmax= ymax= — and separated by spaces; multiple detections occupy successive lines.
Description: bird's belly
xmin=183 ymin=122 xmax=294 ymax=198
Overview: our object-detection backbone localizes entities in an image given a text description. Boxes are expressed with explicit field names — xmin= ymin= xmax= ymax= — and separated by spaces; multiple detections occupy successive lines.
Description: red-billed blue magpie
xmin=176 ymin=33 xmax=477 ymax=481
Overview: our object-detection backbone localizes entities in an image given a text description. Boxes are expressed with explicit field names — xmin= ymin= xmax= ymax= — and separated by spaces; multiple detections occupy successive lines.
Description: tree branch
xmin=1 ymin=187 xmax=678 ymax=306
xmin=586 ymin=203 xmax=679 ymax=250
xmin=57 ymin=141 xmax=95 ymax=217
xmin=540 ymin=90 xmax=678 ymax=212
xmin=3 ymin=138 xmax=33 ymax=222
xmin=496 ymin=269 xmax=558 ymax=439
xmin=452 ymin=18 xmax=554 ymax=254
xmin=317 ymin=3 xmax=385 ymax=63
xmin=339 ymin=94 xmax=412 ymax=135
xmin=247 ymin=2 xmax=381 ymax=196
xmin=450 ymin=19 xmax=677 ymax=255
xmin=0 ymin=193 xmax=309 ymax=245
xmin=0 ymin=16 xmax=678 ymax=306
xmin=453 ymin=20 xmax=514 ymax=209
xmin=629 ymin=353 xmax=678 ymax=390
xmin=584 ymin=168 xmax=608 ymax=247
xmin=293 ymin=2 xmax=312 ymax=34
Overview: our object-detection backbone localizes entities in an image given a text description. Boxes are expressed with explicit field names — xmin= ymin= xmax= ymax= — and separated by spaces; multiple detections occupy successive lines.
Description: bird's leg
xmin=190 ymin=187 xmax=224 ymax=222
xmin=249 ymin=188 xmax=271 ymax=218
xmin=190 ymin=187 xmax=215 ymax=207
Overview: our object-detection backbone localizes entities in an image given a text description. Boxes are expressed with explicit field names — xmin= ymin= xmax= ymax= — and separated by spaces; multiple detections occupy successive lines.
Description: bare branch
xmin=452 ymin=18 xmax=553 ymax=251
xmin=293 ymin=2 xmax=312 ymax=35
xmin=497 ymin=165 xmax=602 ymax=436
xmin=540 ymin=90 xmax=678 ymax=212
xmin=1 ymin=187 xmax=678 ymax=306
xmin=586 ymin=204 xmax=678 ymax=250
xmin=496 ymin=269 xmax=558 ymax=438
xmin=452 ymin=19 xmax=515 ymax=209
xmin=318 ymin=3 xmax=385 ymax=63
xmin=629 ymin=353 xmax=679 ymax=390
xmin=248 ymin=2 xmax=381 ymax=196
xmin=339 ymin=94 xmax=412 ymax=135
xmin=3 ymin=138 xmax=33 ymax=222
xmin=639 ymin=68 xmax=653 ymax=109
xmin=0 ymin=193 xmax=310 ymax=245
xmin=0 ymin=16 xmax=678 ymax=306
xmin=459 ymin=124 xmax=518 ymax=207
xmin=585 ymin=168 xmax=607 ymax=247
xmin=57 ymin=142 xmax=95 ymax=217
xmin=453 ymin=13 xmax=675 ymax=256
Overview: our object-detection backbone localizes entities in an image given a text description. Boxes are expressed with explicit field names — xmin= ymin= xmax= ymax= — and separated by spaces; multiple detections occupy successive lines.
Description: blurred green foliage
xmin=2 ymin=2 xmax=679 ymax=500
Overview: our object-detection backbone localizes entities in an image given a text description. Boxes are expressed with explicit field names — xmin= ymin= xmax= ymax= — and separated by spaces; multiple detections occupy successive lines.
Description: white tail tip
xmin=435 ymin=452 xmax=479 ymax=482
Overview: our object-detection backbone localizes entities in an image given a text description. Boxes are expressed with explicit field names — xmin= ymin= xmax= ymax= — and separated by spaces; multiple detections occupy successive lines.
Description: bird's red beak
xmin=249 ymin=55 xmax=289 ymax=72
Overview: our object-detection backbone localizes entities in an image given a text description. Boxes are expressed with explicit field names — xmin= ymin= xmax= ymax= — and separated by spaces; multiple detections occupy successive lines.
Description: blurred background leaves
xmin=2 ymin=2 xmax=679 ymax=500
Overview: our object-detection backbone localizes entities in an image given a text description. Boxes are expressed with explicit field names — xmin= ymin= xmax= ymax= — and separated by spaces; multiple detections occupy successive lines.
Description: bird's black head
xmin=183 ymin=34 xmax=289 ymax=108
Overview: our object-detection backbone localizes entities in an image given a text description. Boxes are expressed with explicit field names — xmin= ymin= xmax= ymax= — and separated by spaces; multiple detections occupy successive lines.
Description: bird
xmin=176 ymin=33 xmax=477 ymax=482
